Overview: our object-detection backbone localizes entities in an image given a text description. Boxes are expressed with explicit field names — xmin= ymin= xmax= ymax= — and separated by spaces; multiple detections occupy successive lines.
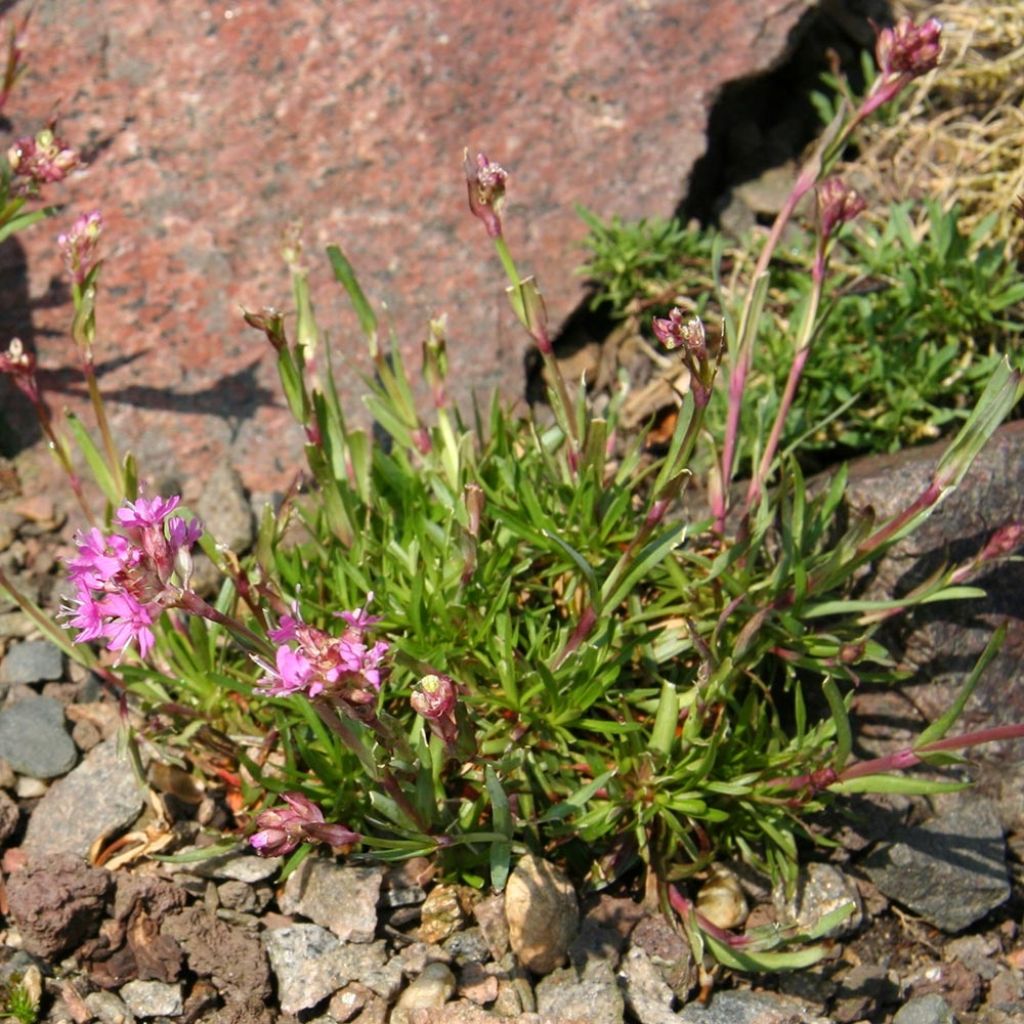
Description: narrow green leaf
xmin=66 ymin=412 xmax=118 ymax=504
xmin=327 ymin=244 xmax=379 ymax=351
xmin=828 ymin=774 xmax=969 ymax=795
xmin=918 ymin=624 xmax=1006 ymax=748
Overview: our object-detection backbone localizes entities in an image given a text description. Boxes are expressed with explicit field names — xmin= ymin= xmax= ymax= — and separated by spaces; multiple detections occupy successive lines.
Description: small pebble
xmin=119 ymin=979 xmax=183 ymax=1018
xmin=0 ymin=640 xmax=64 ymax=685
xmin=15 ymin=776 xmax=49 ymax=799
xmin=391 ymin=962 xmax=456 ymax=1024
xmin=84 ymin=990 xmax=136 ymax=1024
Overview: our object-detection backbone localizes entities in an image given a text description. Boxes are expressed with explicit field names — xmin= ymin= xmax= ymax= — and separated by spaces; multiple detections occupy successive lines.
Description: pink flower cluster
xmin=58 ymin=210 xmax=103 ymax=286
xmin=62 ymin=496 xmax=202 ymax=660
xmin=249 ymin=791 xmax=360 ymax=857
xmin=8 ymin=123 xmax=79 ymax=191
xmin=465 ymin=151 xmax=507 ymax=239
xmin=258 ymin=595 xmax=389 ymax=709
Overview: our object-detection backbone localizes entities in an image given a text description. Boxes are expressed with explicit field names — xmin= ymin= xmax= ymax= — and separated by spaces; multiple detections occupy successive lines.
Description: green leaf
xmin=918 ymin=625 xmax=1006 ymax=748
xmin=702 ymin=930 xmax=830 ymax=971
xmin=538 ymin=769 xmax=616 ymax=822
xmin=327 ymin=244 xmax=379 ymax=352
xmin=66 ymin=412 xmax=118 ymax=505
xmin=821 ymin=678 xmax=851 ymax=771
xmin=648 ymin=680 xmax=678 ymax=757
xmin=828 ymin=774 xmax=969 ymax=795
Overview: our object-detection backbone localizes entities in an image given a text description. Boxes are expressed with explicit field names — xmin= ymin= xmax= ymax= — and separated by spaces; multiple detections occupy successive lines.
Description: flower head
xmin=258 ymin=597 xmax=389 ymax=712
xmin=0 ymin=338 xmax=40 ymax=403
xmin=61 ymin=494 xmax=202 ymax=661
xmin=8 ymin=123 xmax=80 ymax=192
xmin=875 ymin=17 xmax=942 ymax=78
xmin=411 ymin=673 xmax=459 ymax=746
xmin=817 ymin=178 xmax=866 ymax=241
xmin=650 ymin=309 xmax=715 ymax=406
xmin=465 ymin=151 xmax=508 ymax=238
xmin=249 ymin=791 xmax=360 ymax=857
xmin=58 ymin=210 xmax=103 ymax=287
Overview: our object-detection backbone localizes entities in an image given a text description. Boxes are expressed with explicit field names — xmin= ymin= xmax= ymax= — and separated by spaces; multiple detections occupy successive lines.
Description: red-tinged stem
xmin=552 ymin=605 xmax=598 ymax=671
xmin=177 ymin=590 xmax=271 ymax=656
xmin=669 ymin=885 xmax=751 ymax=947
xmin=768 ymin=723 xmax=1024 ymax=793
xmin=717 ymin=169 xmax=818 ymax=535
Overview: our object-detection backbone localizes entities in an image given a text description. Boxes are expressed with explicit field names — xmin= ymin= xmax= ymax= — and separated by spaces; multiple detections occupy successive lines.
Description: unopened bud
xmin=411 ymin=673 xmax=457 ymax=721
xmin=817 ymin=178 xmax=866 ymax=240
xmin=58 ymin=210 xmax=103 ymax=287
xmin=243 ymin=306 xmax=287 ymax=351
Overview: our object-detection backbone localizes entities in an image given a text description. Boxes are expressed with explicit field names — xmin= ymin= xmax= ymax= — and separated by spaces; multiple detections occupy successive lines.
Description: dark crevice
xmin=545 ymin=0 xmax=892 ymax=382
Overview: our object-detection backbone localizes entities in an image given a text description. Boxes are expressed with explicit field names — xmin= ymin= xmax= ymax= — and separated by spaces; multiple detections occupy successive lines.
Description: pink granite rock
xmin=5 ymin=0 xmax=807 ymax=496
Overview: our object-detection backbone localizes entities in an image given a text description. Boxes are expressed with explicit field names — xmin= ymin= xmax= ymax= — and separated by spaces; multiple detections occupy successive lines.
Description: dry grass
xmin=852 ymin=0 xmax=1024 ymax=254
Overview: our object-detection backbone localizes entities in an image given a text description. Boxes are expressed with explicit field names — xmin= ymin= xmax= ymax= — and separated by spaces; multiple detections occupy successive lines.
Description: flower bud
xmin=875 ymin=17 xmax=942 ymax=78
xmin=58 ymin=211 xmax=103 ymax=287
xmin=817 ymin=178 xmax=866 ymax=240
xmin=8 ymin=123 xmax=80 ymax=189
xmin=465 ymin=151 xmax=507 ymax=238
xmin=410 ymin=673 xmax=457 ymax=721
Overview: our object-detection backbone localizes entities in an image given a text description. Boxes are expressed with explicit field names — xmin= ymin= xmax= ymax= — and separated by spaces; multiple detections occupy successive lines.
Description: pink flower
xmin=249 ymin=792 xmax=360 ymax=857
xmin=97 ymin=592 xmax=159 ymax=659
xmin=876 ymin=17 xmax=942 ymax=77
xmin=261 ymin=645 xmax=315 ymax=697
xmin=8 ymin=123 xmax=80 ymax=191
xmin=465 ymin=151 xmax=508 ymax=239
xmin=58 ymin=210 xmax=103 ymax=286
xmin=116 ymin=495 xmax=182 ymax=529
xmin=61 ymin=494 xmax=202 ymax=661
xmin=257 ymin=597 xmax=389 ymax=708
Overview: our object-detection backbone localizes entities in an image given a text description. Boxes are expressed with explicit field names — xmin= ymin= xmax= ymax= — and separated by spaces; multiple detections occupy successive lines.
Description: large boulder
xmin=7 ymin=0 xmax=814 ymax=496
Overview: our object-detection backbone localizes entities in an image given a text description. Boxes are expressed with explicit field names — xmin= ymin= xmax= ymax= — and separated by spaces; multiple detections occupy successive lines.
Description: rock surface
xmin=0 ymin=639 xmax=64 ymax=684
xmin=280 ymin=858 xmax=383 ymax=943
xmin=8 ymin=0 xmax=812 ymax=498
xmin=21 ymin=737 xmax=144 ymax=861
xmin=6 ymin=854 xmax=112 ymax=958
xmin=863 ymin=797 xmax=1010 ymax=933
xmin=0 ymin=694 xmax=77 ymax=778
xmin=505 ymin=853 xmax=579 ymax=974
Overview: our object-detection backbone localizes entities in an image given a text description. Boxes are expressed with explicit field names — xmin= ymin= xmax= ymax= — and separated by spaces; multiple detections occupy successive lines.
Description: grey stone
xmin=0 ymin=640 xmax=64 ymax=685
xmin=536 ymin=962 xmax=625 ymax=1024
xmin=84 ymin=990 xmax=136 ymax=1024
xmin=119 ymin=980 xmax=184 ymax=1018
xmin=863 ymin=798 xmax=1010 ymax=933
xmin=0 ymin=696 xmax=77 ymax=778
xmin=505 ymin=853 xmax=579 ymax=974
xmin=185 ymin=846 xmax=282 ymax=882
xmin=442 ymin=926 xmax=491 ymax=965
xmin=217 ymin=879 xmax=271 ymax=913
xmin=280 ymin=859 xmax=383 ymax=943
xmin=263 ymin=924 xmax=387 ymax=1015
xmin=677 ymin=989 xmax=826 ymax=1023
xmin=893 ymin=994 xmax=957 ymax=1024
xmin=841 ymin=424 xmax=1024 ymax=828
xmin=22 ymin=738 xmax=144 ymax=860
xmin=621 ymin=945 xmax=680 ymax=1024
xmin=196 ymin=464 xmax=254 ymax=554
xmin=774 ymin=862 xmax=863 ymax=938
xmin=390 ymin=961 xmax=456 ymax=1024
